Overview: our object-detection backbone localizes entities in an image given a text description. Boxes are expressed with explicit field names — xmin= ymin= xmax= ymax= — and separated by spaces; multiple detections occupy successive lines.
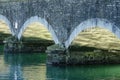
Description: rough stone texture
xmin=4 ymin=36 xmax=23 ymax=53
xmin=1 ymin=0 xmax=120 ymax=48
xmin=46 ymin=44 xmax=69 ymax=65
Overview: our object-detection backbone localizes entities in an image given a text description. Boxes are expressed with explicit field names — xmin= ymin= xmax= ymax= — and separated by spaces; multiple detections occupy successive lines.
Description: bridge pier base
xmin=4 ymin=36 xmax=23 ymax=53
xmin=46 ymin=44 xmax=69 ymax=65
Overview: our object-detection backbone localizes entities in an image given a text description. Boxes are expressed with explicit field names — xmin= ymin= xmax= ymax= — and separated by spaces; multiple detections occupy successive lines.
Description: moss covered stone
xmin=4 ymin=36 xmax=23 ymax=53
xmin=46 ymin=44 xmax=69 ymax=65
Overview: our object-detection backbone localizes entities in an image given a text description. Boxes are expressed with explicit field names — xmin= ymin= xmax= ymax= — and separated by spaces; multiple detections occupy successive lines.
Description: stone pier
xmin=46 ymin=44 xmax=69 ymax=65
xmin=4 ymin=36 xmax=23 ymax=53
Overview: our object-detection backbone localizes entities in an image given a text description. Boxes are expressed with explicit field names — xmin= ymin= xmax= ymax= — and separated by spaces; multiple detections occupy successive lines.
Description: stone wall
xmin=0 ymin=0 xmax=120 ymax=48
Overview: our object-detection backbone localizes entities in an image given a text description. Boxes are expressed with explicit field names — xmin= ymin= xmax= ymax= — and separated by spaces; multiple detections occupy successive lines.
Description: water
xmin=0 ymin=53 xmax=120 ymax=80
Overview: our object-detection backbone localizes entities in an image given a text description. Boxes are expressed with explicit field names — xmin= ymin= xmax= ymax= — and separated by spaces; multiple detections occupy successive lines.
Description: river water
xmin=0 ymin=52 xmax=120 ymax=80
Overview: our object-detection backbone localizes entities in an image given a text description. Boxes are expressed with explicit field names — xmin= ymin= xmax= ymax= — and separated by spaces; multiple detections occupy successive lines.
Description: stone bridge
xmin=1 ymin=0 xmax=120 ymax=49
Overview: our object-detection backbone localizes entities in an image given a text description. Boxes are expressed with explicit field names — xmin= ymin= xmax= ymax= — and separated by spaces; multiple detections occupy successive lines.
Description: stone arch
xmin=17 ymin=16 xmax=59 ymax=44
xmin=65 ymin=18 xmax=120 ymax=48
xmin=0 ymin=14 xmax=14 ymax=35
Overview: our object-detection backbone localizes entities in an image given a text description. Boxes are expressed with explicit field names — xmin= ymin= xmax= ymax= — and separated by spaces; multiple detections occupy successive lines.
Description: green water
xmin=1 ymin=49 xmax=120 ymax=79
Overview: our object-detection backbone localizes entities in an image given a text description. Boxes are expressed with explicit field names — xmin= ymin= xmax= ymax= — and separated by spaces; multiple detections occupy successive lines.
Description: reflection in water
xmin=4 ymin=54 xmax=23 ymax=80
xmin=0 ymin=54 xmax=10 ymax=80
xmin=0 ymin=53 xmax=120 ymax=80
xmin=47 ymin=65 xmax=120 ymax=80
xmin=4 ymin=53 xmax=46 ymax=80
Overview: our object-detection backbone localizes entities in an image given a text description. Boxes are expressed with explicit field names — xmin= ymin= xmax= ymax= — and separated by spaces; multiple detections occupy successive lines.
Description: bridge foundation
xmin=4 ymin=36 xmax=23 ymax=53
xmin=46 ymin=44 xmax=69 ymax=65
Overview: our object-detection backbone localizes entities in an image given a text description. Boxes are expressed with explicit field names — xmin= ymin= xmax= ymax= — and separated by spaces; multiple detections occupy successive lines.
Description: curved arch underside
xmin=17 ymin=16 xmax=59 ymax=44
xmin=65 ymin=18 xmax=120 ymax=48
xmin=1 ymin=15 xmax=120 ymax=49
xmin=0 ymin=14 xmax=14 ymax=35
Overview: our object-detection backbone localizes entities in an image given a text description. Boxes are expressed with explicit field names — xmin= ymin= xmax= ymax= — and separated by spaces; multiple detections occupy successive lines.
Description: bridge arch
xmin=65 ymin=18 xmax=120 ymax=48
xmin=17 ymin=16 xmax=59 ymax=44
xmin=0 ymin=14 xmax=14 ymax=35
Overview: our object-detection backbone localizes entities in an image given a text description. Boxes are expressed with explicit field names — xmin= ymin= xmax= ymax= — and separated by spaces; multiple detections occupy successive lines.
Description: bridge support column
xmin=46 ymin=44 xmax=69 ymax=65
xmin=4 ymin=36 xmax=23 ymax=53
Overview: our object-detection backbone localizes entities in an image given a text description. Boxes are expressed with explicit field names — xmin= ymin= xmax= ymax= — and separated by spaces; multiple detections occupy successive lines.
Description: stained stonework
xmin=1 ymin=0 xmax=120 ymax=48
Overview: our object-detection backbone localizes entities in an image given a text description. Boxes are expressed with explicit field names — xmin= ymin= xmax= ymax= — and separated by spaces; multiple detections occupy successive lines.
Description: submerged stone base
xmin=4 ymin=36 xmax=23 ymax=53
xmin=47 ymin=50 xmax=70 ymax=65
xmin=46 ymin=44 xmax=69 ymax=65
xmin=46 ymin=44 xmax=120 ymax=65
xmin=68 ymin=51 xmax=120 ymax=65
